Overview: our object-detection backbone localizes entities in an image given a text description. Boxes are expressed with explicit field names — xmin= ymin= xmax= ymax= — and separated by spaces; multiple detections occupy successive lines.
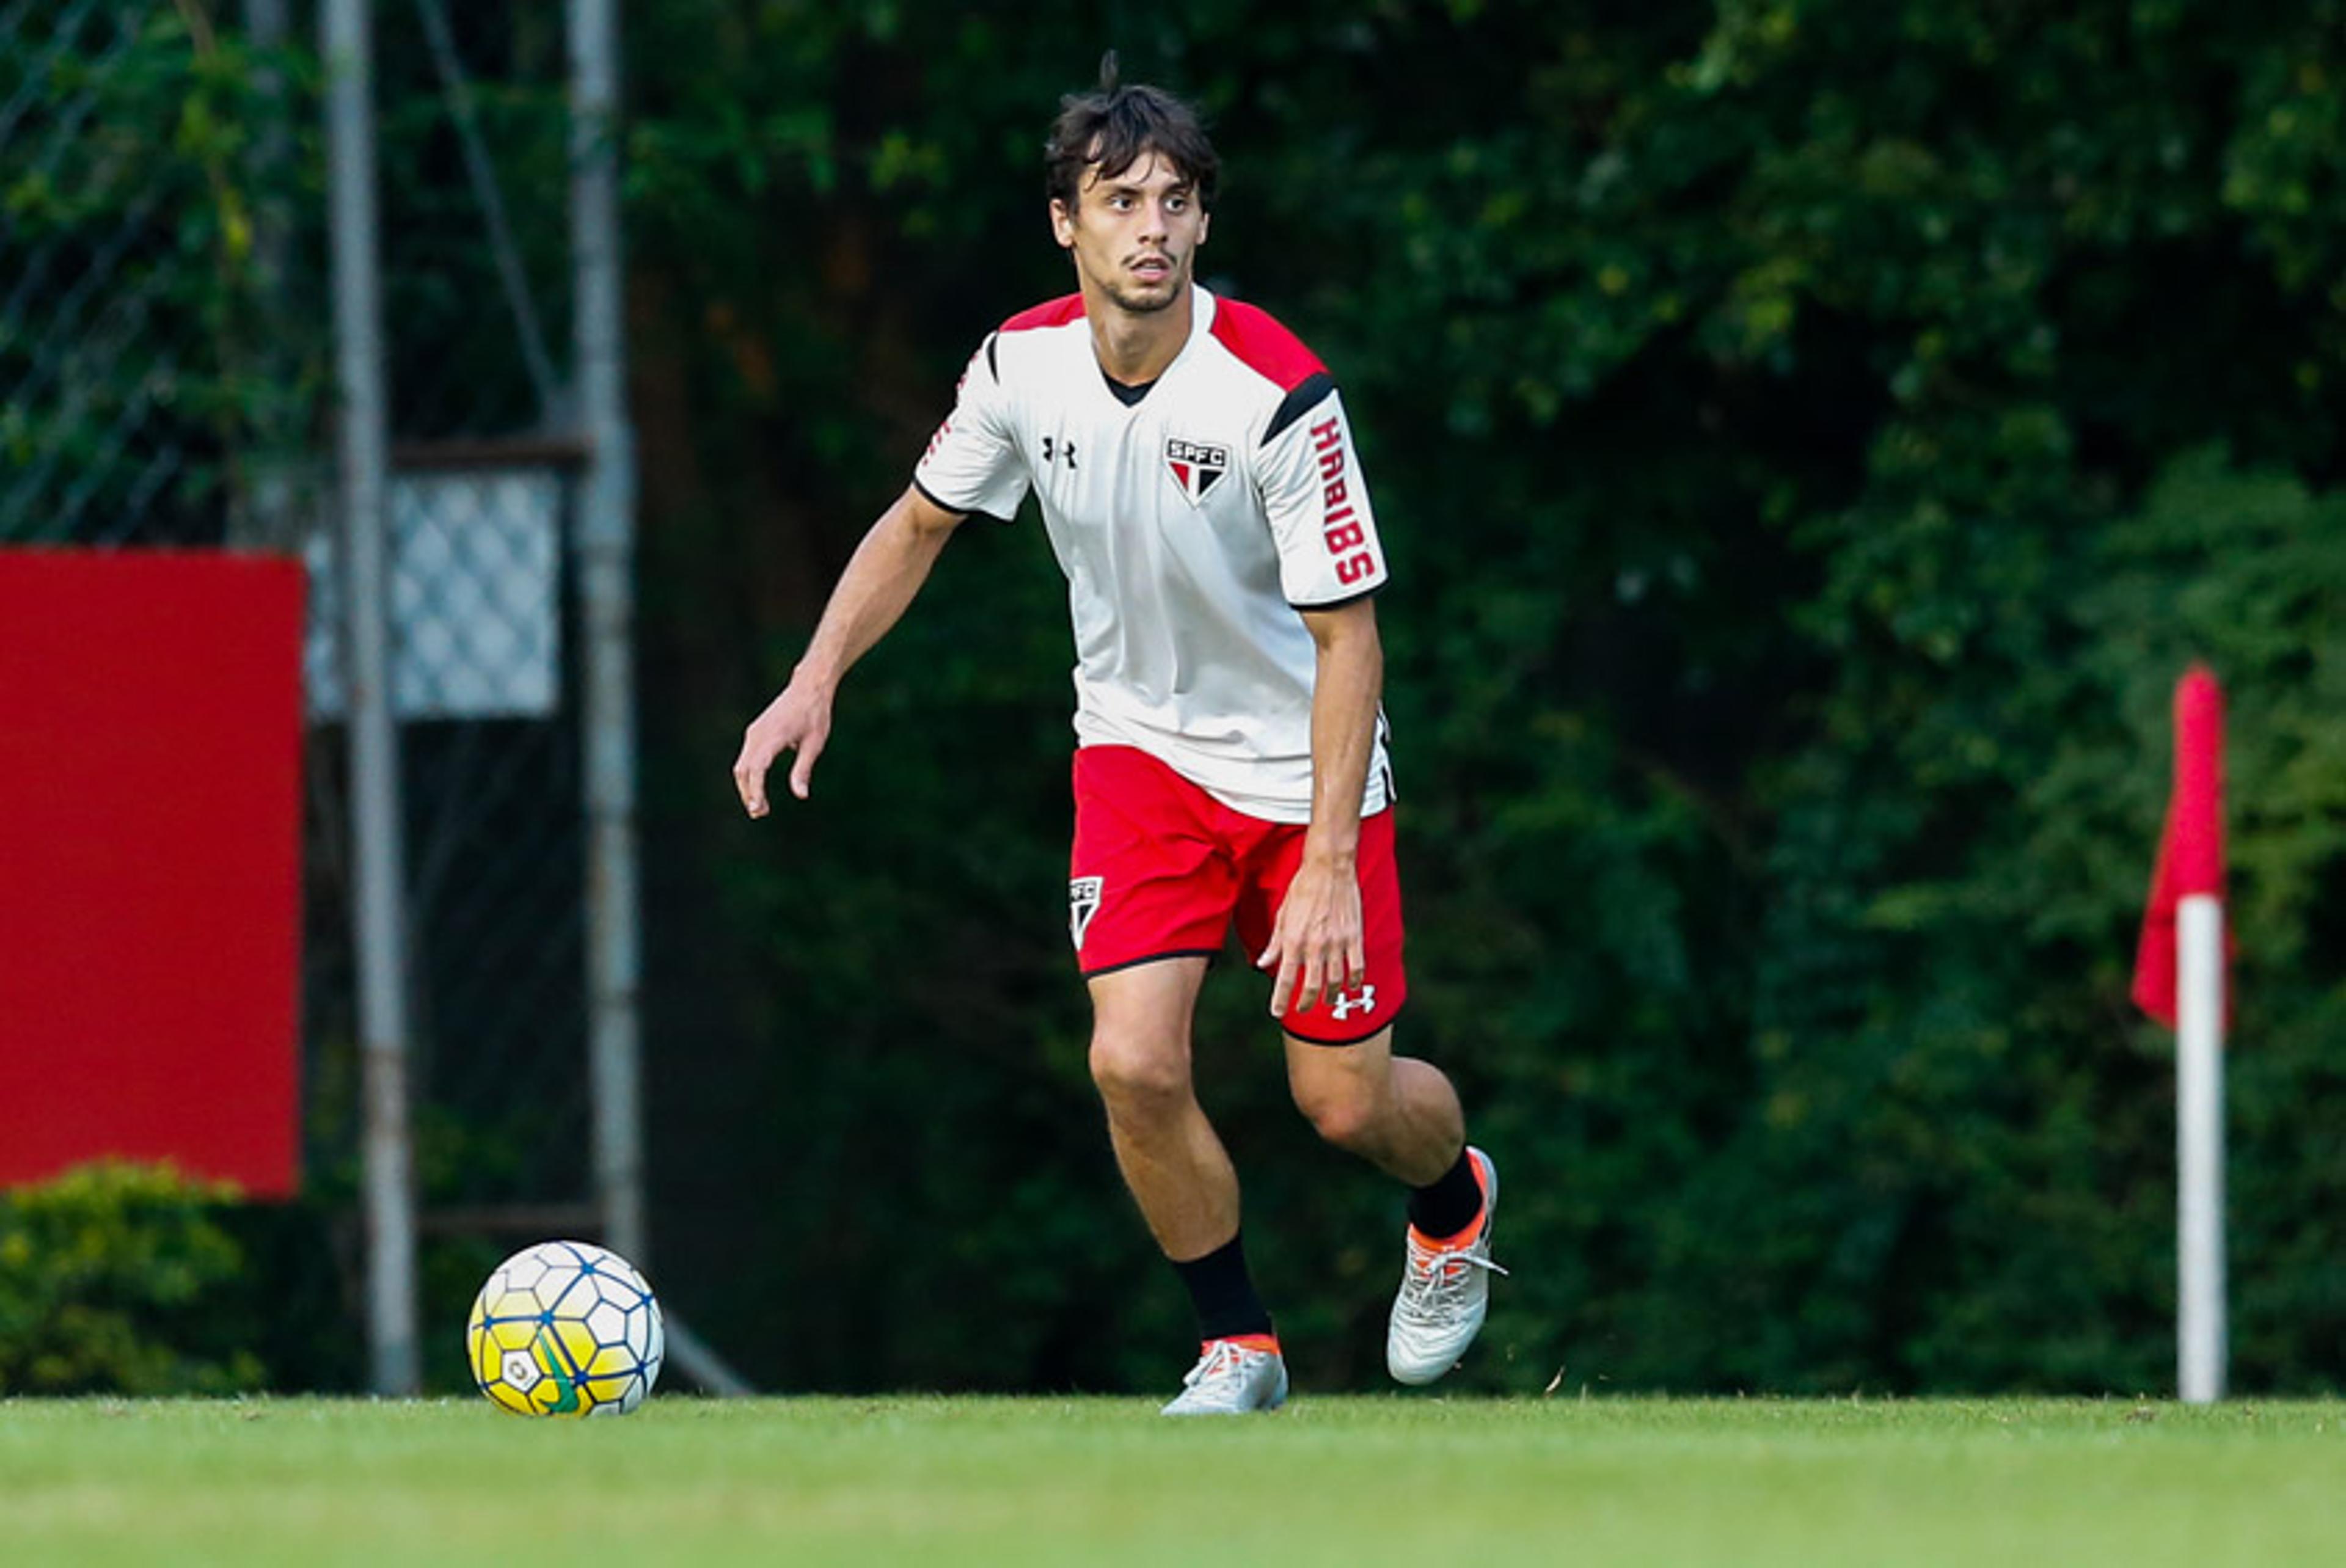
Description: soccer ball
xmin=466 ymin=1239 xmax=665 ymax=1416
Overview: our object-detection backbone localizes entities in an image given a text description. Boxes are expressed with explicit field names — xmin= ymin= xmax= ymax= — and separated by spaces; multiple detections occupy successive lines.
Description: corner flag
xmin=2132 ymin=662 xmax=2229 ymax=1404
xmin=2132 ymin=664 xmax=2226 ymax=1027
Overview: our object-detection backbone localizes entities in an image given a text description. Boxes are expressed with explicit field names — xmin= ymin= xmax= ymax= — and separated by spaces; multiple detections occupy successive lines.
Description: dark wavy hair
xmin=1044 ymin=52 xmax=1220 ymax=211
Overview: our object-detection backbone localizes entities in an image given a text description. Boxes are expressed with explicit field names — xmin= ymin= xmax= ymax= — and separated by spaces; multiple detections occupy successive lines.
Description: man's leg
xmin=1087 ymin=956 xmax=1230 ymax=1258
xmin=1287 ymin=1027 xmax=1501 ymax=1385
xmin=1282 ymin=1024 xmax=1462 ymax=1185
xmin=1089 ymin=957 xmax=1287 ymax=1414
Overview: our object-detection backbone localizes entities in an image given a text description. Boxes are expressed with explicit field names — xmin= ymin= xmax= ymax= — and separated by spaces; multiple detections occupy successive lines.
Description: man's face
xmin=1050 ymin=150 xmax=1209 ymax=316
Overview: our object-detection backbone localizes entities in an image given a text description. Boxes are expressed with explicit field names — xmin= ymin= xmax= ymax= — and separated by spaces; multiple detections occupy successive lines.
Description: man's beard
xmin=1099 ymin=267 xmax=1183 ymax=315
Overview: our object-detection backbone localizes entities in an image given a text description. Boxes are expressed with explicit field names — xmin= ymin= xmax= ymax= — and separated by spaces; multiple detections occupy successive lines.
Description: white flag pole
xmin=2177 ymin=892 xmax=2226 ymax=1404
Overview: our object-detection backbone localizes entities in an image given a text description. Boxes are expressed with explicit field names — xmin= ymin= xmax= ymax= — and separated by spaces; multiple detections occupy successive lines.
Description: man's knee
xmin=1088 ymin=1026 xmax=1192 ymax=1120
xmin=1292 ymin=1071 xmax=1385 ymax=1153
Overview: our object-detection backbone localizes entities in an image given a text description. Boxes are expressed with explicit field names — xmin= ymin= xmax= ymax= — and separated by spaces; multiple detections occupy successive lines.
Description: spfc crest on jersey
xmin=1164 ymin=437 xmax=1229 ymax=506
xmin=1069 ymin=876 xmax=1104 ymax=950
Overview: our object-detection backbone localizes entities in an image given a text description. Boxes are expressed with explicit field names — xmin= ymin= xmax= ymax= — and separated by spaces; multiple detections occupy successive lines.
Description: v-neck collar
xmin=1091 ymin=286 xmax=1215 ymax=412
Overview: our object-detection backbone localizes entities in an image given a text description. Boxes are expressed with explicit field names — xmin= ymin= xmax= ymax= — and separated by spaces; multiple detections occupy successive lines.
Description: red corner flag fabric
xmin=2132 ymin=665 xmax=2227 ymax=1029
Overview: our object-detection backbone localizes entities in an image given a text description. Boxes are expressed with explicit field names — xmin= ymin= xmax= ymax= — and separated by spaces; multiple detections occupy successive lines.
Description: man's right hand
xmin=733 ymin=675 xmax=834 ymax=816
xmin=730 ymin=485 xmax=960 ymax=817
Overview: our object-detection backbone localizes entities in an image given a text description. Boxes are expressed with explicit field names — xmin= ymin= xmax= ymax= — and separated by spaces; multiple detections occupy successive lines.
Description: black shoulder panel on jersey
xmin=1288 ymin=580 xmax=1385 ymax=613
xmin=984 ymin=331 xmax=1000 ymax=382
xmin=1262 ymin=371 xmax=1338 ymax=445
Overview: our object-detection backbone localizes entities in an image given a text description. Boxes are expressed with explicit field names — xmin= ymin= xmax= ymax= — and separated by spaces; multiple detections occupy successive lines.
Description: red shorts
xmin=1069 ymin=745 xmax=1407 ymax=1045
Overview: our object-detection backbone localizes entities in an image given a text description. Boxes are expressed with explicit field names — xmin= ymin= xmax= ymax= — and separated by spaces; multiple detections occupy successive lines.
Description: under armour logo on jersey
xmin=1328 ymin=983 xmax=1378 ymax=1021
xmin=1042 ymin=435 xmax=1078 ymax=470
xmin=1165 ymin=437 xmax=1229 ymax=505
xmin=1069 ymin=876 xmax=1104 ymax=950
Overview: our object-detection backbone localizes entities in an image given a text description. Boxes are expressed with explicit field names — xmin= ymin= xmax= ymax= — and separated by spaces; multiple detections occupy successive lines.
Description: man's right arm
xmin=731 ymin=483 xmax=965 ymax=815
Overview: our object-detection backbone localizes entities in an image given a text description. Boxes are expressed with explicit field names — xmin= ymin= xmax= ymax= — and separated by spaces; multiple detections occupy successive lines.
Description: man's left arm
xmin=1258 ymin=596 xmax=1383 ymax=1018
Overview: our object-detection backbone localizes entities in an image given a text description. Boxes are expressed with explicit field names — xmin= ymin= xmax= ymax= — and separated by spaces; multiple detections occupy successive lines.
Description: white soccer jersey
xmin=913 ymin=285 xmax=1392 ymax=824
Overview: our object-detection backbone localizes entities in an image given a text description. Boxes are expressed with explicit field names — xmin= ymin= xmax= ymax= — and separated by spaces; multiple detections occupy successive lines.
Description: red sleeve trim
xmin=1208 ymin=297 xmax=1327 ymax=392
xmin=999 ymin=294 xmax=1087 ymax=333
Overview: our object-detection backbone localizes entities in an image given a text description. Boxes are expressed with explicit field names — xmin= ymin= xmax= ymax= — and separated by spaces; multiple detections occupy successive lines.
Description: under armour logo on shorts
xmin=1328 ymin=983 xmax=1378 ymax=1021
xmin=1069 ymin=877 xmax=1104 ymax=950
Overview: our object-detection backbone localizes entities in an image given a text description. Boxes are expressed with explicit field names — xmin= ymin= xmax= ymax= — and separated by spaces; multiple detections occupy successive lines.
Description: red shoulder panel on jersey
xmin=1000 ymin=294 xmax=1087 ymax=333
xmin=1208 ymin=297 xmax=1327 ymax=392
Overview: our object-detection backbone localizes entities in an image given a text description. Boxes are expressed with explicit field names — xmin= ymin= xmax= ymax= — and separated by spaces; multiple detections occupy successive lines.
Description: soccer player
xmin=732 ymin=60 xmax=1501 ymax=1414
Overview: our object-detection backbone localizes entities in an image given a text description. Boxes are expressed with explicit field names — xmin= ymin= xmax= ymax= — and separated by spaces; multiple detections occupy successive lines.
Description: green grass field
xmin=4 ymin=1395 xmax=2343 ymax=1566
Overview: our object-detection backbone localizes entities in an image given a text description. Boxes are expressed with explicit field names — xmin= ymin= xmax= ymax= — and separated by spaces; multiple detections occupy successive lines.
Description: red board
xmin=0 ymin=549 xmax=305 ymax=1196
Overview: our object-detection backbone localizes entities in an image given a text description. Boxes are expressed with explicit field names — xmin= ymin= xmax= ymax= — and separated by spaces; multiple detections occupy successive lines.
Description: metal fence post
xmin=566 ymin=0 xmax=751 ymax=1398
xmin=325 ymin=0 xmax=420 ymax=1397
xmin=568 ymin=0 xmax=646 ymax=1270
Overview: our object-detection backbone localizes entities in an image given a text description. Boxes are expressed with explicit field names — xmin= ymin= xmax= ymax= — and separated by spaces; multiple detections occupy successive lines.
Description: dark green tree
xmin=592 ymin=0 xmax=2346 ymax=1394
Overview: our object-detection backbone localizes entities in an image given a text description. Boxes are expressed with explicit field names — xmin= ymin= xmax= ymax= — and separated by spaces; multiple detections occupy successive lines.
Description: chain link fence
xmin=1 ymin=1 xmax=314 ymax=548
xmin=5 ymin=1 xmax=621 ymax=1384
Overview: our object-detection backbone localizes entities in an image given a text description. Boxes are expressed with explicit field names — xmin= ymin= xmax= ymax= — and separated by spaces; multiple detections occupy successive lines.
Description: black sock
xmin=1171 ymin=1231 xmax=1274 ymax=1342
xmin=1408 ymin=1147 xmax=1483 ymax=1241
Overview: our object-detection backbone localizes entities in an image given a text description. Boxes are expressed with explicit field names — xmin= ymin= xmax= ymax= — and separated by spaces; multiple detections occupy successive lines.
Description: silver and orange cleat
xmin=1386 ymin=1147 xmax=1506 ymax=1385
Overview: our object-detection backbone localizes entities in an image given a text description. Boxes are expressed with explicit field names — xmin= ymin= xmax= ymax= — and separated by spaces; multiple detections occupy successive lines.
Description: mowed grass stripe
xmin=2 ymin=1396 xmax=2342 ymax=1566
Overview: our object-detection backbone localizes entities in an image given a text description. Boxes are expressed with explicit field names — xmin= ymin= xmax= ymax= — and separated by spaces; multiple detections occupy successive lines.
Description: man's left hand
xmin=1258 ymin=854 xmax=1366 ymax=1019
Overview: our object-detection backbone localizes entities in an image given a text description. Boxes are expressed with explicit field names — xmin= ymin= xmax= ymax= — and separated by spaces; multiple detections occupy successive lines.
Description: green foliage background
xmin=18 ymin=1 xmax=2346 ymax=1396
xmin=618 ymin=0 xmax=2346 ymax=1398
xmin=0 ymin=1164 xmax=265 ymax=1394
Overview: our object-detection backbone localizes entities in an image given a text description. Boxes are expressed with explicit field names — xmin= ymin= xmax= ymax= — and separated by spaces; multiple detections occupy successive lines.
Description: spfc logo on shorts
xmin=1069 ymin=876 xmax=1104 ymax=950
xmin=1164 ymin=437 xmax=1229 ymax=506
